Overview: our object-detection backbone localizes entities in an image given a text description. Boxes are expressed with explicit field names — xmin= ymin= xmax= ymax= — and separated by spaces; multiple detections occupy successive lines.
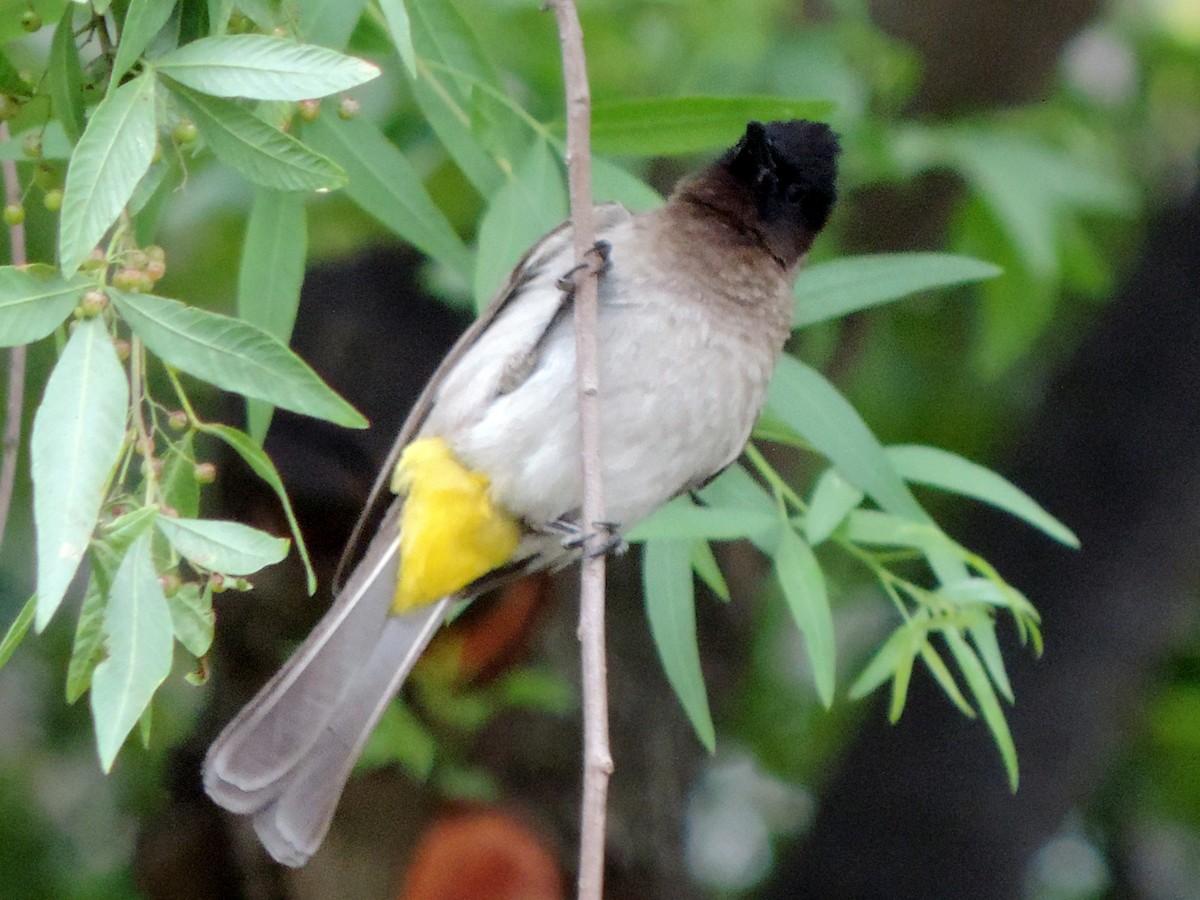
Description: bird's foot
xmin=555 ymin=240 xmax=612 ymax=294
xmin=545 ymin=517 xmax=627 ymax=558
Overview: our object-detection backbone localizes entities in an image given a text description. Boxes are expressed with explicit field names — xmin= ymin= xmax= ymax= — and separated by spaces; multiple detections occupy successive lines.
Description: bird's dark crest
xmin=725 ymin=119 xmax=841 ymax=234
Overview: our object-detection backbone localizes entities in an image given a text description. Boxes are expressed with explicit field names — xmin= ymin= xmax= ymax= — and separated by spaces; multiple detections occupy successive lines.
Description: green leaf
xmin=90 ymin=533 xmax=174 ymax=771
xmin=407 ymin=0 xmax=510 ymax=196
xmin=110 ymin=288 xmax=367 ymax=429
xmin=378 ymin=0 xmax=417 ymax=77
xmin=58 ymin=73 xmax=158 ymax=276
xmin=886 ymin=444 xmax=1079 ymax=547
xmin=0 ymin=596 xmax=36 ymax=672
xmin=841 ymin=509 xmax=948 ymax=552
xmin=848 ymin=619 xmax=922 ymax=708
xmin=804 ymin=467 xmax=863 ymax=546
xmin=473 ymin=138 xmax=566 ymax=309
xmin=690 ymin=540 xmax=729 ymax=602
xmin=166 ymin=583 xmax=214 ymax=657
xmin=942 ymin=628 xmax=1019 ymax=790
xmin=587 ymin=96 xmax=833 ymax=157
xmin=296 ymin=0 xmax=368 ymax=47
xmin=31 ymin=317 xmax=129 ymax=630
xmin=766 ymin=355 xmax=924 ymax=521
xmin=592 ymin=156 xmax=662 ymax=212
xmin=773 ymin=528 xmax=835 ymax=707
xmin=48 ymin=5 xmax=86 ymax=144
xmin=0 ymin=49 xmax=32 ymax=98
xmin=154 ymin=35 xmax=379 ymax=100
xmin=359 ymin=700 xmax=437 ymax=780
xmin=300 ymin=113 xmax=471 ymax=275
xmin=160 ymin=434 xmax=200 ymax=519
xmin=643 ymin=538 xmax=715 ymax=751
xmin=238 ymin=188 xmax=308 ymax=442
xmin=66 ymin=568 xmax=110 ymax=703
xmin=167 ymin=82 xmax=346 ymax=192
xmin=112 ymin=0 xmax=178 ymax=85
xmin=628 ymin=496 xmax=777 ymax=542
xmin=155 ymin=517 xmax=289 ymax=575
xmin=200 ymin=423 xmax=316 ymax=593
xmin=919 ymin=640 xmax=974 ymax=717
xmin=792 ymin=253 xmax=1002 ymax=329
xmin=207 ymin=0 xmax=236 ymax=34
xmin=0 ymin=265 xmax=88 ymax=347
xmin=0 ymin=123 xmax=73 ymax=161
xmin=102 ymin=506 xmax=160 ymax=555
xmin=967 ymin=616 xmax=1014 ymax=704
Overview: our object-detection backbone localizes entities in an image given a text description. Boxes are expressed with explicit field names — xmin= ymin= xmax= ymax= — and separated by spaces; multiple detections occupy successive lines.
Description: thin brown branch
xmin=0 ymin=121 xmax=28 ymax=554
xmin=547 ymin=2 xmax=613 ymax=898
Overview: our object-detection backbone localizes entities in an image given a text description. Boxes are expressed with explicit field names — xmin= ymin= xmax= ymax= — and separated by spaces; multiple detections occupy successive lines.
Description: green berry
xmin=21 ymin=132 xmax=42 ymax=158
xmin=168 ymin=410 xmax=189 ymax=430
xmin=173 ymin=119 xmax=198 ymax=144
xmin=337 ymin=96 xmax=360 ymax=120
xmin=3 ymin=204 xmax=24 ymax=226
xmin=194 ymin=462 xmax=217 ymax=484
xmin=20 ymin=8 xmax=41 ymax=32
xmin=42 ymin=188 xmax=62 ymax=213
xmin=78 ymin=289 xmax=109 ymax=317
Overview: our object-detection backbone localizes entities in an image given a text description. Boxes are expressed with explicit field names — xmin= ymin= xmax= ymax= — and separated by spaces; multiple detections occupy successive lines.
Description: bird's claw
xmin=552 ymin=518 xmax=627 ymax=558
xmin=555 ymin=240 xmax=612 ymax=293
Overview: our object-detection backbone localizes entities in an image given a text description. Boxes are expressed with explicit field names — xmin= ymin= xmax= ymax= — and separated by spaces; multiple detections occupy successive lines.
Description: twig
xmin=0 ymin=121 xmax=28 ymax=554
xmin=547 ymin=2 xmax=613 ymax=898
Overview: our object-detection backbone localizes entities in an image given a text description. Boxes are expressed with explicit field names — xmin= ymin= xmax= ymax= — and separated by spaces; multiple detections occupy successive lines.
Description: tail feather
xmin=249 ymin=601 xmax=451 ymax=866
xmin=203 ymin=538 xmax=400 ymax=813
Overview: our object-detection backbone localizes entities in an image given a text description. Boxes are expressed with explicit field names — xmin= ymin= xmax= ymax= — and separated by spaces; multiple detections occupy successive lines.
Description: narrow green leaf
xmin=690 ymin=540 xmax=730 ymax=602
xmin=378 ymin=0 xmax=417 ymax=76
xmin=238 ymin=189 xmax=308 ymax=442
xmin=842 ymin=509 xmax=947 ymax=551
xmin=200 ymin=423 xmax=316 ymax=593
xmin=155 ymin=517 xmax=289 ymax=575
xmin=0 ymin=265 xmax=88 ymax=347
xmin=628 ymin=496 xmax=777 ymax=542
xmin=407 ymin=0 xmax=509 ymax=195
xmin=0 ymin=49 xmax=33 ymax=98
xmin=967 ymin=616 xmax=1014 ymax=704
xmin=793 ymin=253 xmax=1002 ymax=329
xmin=592 ymin=156 xmax=662 ymax=212
xmin=300 ymin=113 xmax=470 ymax=275
xmin=886 ymin=444 xmax=1079 ymax=547
xmin=587 ymin=96 xmax=833 ymax=157
xmin=0 ymin=123 xmax=73 ymax=161
xmin=919 ymin=641 xmax=974 ymax=718
xmin=110 ymin=289 xmax=366 ymax=429
xmin=166 ymin=583 xmax=214 ymax=657
xmin=207 ymin=0 xmax=236 ymax=34
xmin=943 ymin=628 xmax=1019 ymax=789
xmin=774 ymin=529 xmax=835 ymax=707
xmin=58 ymin=74 xmax=158 ymax=276
xmin=90 ymin=533 xmax=174 ymax=771
xmin=359 ymin=700 xmax=437 ymax=780
xmin=888 ymin=640 xmax=917 ymax=723
xmin=154 ymin=35 xmax=379 ymax=100
xmin=167 ymin=82 xmax=346 ymax=192
xmin=766 ymin=355 xmax=925 ymax=521
xmin=848 ymin=620 xmax=918 ymax=701
xmin=161 ymin=434 xmax=200 ymax=519
xmin=101 ymin=506 xmax=160 ymax=555
xmin=473 ymin=139 xmax=566 ymax=309
xmin=643 ymin=539 xmax=715 ymax=751
xmin=48 ymin=5 xmax=86 ymax=144
xmin=805 ymin=467 xmax=863 ymax=546
xmin=112 ymin=0 xmax=177 ymax=85
xmin=66 ymin=568 xmax=110 ymax=703
xmin=32 ymin=317 xmax=129 ymax=630
xmin=296 ymin=0 xmax=368 ymax=47
xmin=0 ymin=597 xmax=36 ymax=672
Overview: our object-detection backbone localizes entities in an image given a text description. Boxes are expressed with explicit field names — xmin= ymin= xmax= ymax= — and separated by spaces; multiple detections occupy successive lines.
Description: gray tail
xmin=203 ymin=528 xmax=451 ymax=867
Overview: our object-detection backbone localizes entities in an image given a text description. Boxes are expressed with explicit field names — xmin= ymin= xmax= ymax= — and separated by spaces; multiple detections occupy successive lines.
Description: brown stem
xmin=0 ymin=121 xmax=28 ymax=555
xmin=547 ymin=2 xmax=612 ymax=898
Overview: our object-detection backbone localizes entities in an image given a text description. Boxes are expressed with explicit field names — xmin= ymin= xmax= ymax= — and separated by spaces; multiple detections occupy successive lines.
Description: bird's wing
xmin=334 ymin=202 xmax=633 ymax=589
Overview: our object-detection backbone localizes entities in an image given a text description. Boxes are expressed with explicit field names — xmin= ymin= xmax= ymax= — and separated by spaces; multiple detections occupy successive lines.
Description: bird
xmin=203 ymin=119 xmax=841 ymax=867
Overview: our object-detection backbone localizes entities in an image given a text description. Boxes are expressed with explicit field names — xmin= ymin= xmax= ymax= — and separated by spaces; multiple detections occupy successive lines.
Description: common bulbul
xmin=203 ymin=119 xmax=841 ymax=866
